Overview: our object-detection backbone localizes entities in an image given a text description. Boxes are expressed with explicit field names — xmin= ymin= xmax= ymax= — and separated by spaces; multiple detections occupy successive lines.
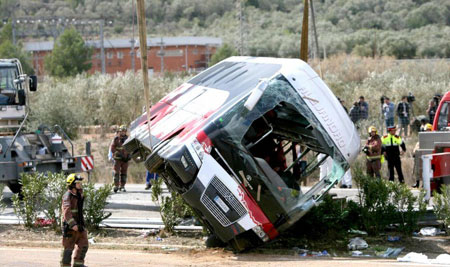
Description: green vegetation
xmin=0 ymin=23 xmax=34 ymax=74
xmin=2 ymin=0 xmax=449 ymax=59
xmin=433 ymin=185 xmax=450 ymax=232
xmin=151 ymin=177 xmax=195 ymax=233
xmin=12 ymin=172 xmax=112 ymax=232
xmin=287 ymin=165 xmax=427 ymax=241
xmin=210 ymin=43 xmax=238 ymax=66
xmin=44 ymin=27 xmax=92 ymax=78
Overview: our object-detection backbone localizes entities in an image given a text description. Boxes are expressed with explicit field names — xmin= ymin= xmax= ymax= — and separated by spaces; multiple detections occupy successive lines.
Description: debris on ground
xmin=348 ymin=237 xmax=368 ymax=250
xmin=397 ymin=252 xmax=429 ymax=263
xmin=88 ymin=237 xmax=96 ymax=244
xmin=379 ymin=247 xmax=404 ymax=258
xmin=387 ymin=236 xmax=401 ymax=242
xmin=139 ymin=229 xmax=160 ymax=238
xmin=431 ymin=254 xmax=450 ymax=265
xmin=398 ymin=252 xmax=450 ymax=264
xmin=419 ymin=227 xmax=439 ymax=236
xmin=161 ymin=246 xmax=179 ymax=252
xmin=348 ymin=229 xmax=368 ymax=235
xmin=351 ymin=250 xmax=371 ymax=257
xmin=34 ymin=218 xmax=54 ymax=227
xmin=156 ymin=236 xmax=163 ymax=241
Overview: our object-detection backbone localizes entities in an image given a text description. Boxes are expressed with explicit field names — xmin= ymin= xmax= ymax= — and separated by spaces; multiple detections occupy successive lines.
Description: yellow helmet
xmin=368 ymin=126 xmax=377 ymax=134
xmin=425 ymin=123 xmax=433 ymax=131
xmin=66 ymin=173 xmax=83 ymax=187
xmin=119 ymin=125 xmax=127 ymax=131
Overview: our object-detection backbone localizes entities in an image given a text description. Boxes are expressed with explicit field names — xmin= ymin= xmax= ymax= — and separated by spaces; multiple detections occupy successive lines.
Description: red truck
xmin=416 ymin=91 xmax=450 ymax=199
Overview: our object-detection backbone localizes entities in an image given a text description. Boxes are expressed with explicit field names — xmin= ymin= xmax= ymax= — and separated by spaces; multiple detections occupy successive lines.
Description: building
xmin=24 ymin=36 xmax=222 ymax=76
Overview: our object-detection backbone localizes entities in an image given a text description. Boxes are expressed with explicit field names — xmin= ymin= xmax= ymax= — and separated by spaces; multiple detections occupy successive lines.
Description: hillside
xmin=2 ymin=0 xmax=449 ymax=59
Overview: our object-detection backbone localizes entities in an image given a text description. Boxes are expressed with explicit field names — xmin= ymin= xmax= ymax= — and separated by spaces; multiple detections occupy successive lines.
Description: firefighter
xmin=111 ymin=125 xmax=130 ymax=192
xmin=382 ymin=125 xmax=406 ymax=183
xmin=364 ymin=126 xmax=382 ymax=178
xmin=61 ymin=174 xmax=88 ymax=267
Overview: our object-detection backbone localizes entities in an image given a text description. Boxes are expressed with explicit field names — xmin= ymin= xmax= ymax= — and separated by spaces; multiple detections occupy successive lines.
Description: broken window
xmin=208 ymin=75 xmax=348 ymax=228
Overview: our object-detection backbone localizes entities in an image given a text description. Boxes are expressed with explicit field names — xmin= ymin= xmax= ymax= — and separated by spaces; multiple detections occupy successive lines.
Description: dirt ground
xmin=0 ymin=225 xmax=449 ymax=266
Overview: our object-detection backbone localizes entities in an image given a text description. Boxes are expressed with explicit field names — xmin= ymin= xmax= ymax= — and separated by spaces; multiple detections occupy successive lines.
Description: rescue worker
xmin=111 ymin=125 xmax=130 ymax=193
xmin=381 ymin=125 xmax=406 ymax=183
xmin=61 ymin=174 xmax=88 ymax=267
xmin=364 ymin=126 xmax=382 ymax=178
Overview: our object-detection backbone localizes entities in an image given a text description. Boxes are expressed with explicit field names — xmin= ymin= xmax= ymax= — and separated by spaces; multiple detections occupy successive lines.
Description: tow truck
xmin=0 ymin=58 xmax=93 ymax=193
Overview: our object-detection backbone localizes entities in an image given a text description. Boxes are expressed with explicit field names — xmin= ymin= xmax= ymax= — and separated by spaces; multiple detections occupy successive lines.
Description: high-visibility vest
xmin=381 ymin=134 xmax=403 ymax=147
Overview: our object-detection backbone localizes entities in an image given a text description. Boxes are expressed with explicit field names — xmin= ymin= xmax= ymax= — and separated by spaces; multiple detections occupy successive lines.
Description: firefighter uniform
xmin=365 ymin=130 xmax=382 ymax=178
xmin=61 ymin=174 xmax=88 ymax=267
xmin=381 ymin=130 xmax=406 ymax=183
xmin=111 ymin=125 xmax=130 ymax=192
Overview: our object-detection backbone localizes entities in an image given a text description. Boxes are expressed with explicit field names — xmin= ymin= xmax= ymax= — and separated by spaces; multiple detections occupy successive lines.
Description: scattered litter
xmin=161 ymin=246 xmax=178 ymax=252
xmin=34 ymin=218 xmax=54 ymax=227
xmin=140 ymin=229 xmax=160 ymax=238
xmin=387 ymin=236 xmax=401 ymax=242
xmin=431 ymin=254 xmax=450 ymax=265
xmin=88 ymin=237 xmax=95 ymax=244
xmin=348 ymin=237 xmax=368 ymax=250
xmin=348 ymin=229 xmax=368 ymax=235
xmin=380 ymin=247 xmax=404 ymax=258
xmin=292 ymin=247 xmax=308 ymax=255
xmin=178 ymin=217 xmax=200 ymax=226
xmin=352 ymin=251 xmax=363 ymax=257
xmin=156 ymin=236 xmax=163 ymax=241
xmin=397 ymin=252 xmax=429 ymax=264
xmin=419 ymin=227 xmax=439 ymax=236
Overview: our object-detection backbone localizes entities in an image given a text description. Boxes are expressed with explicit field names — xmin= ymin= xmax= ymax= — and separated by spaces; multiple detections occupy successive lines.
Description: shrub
xmin=82 ymin=183 xmax=113 ymax=231
xmin=12 ymin=173 xmax=48 ymax=228
xmin=12 ymin=172 xmax=112 ymax=232
xmin=433 ymin=185 xmax=450 ymax=232
xmin=354 ymin=166 xmax=427 ymax=235
xmin=151 ymin=177 xmax=194 ymax=233
xmin=41 ymin=173 xmax=67 ymax=231
xmin=0 ymin=183 xmax=5 ymax=213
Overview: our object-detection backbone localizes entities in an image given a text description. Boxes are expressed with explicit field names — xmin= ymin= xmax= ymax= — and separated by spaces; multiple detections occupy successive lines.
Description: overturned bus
xmin=124 ymin=57 xmax=360 ymax=251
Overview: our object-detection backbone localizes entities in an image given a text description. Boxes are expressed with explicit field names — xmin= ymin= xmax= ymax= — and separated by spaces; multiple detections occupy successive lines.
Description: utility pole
xmin=11 ymin=13 xmax=16 ymax=45
xmin=136 ymin=0 xmax=153 ymax=149
xmin=310 ymin=0 xmax=319 ymax=59
xmin=300 ymin=0 xmax=309 ymax=62
xmin=130 ymin=0 xmax=136 ymax=71
xmin=158 ymin=37 xmax=165 ymax=73
xmin=99 ymin=19 xmax=105 ymax=74
xmin=239 ymin=0 xmax=244 ymax=56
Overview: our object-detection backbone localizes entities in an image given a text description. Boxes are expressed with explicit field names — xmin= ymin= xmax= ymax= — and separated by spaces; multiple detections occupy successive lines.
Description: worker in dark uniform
xmin=111 ymin=125 xmax=130 ymax=193
xmin=364 ymin=126 xmax=382 ymax=178
xmin=61 ymin=174 xmax=88 ymax=267
xmin=381 ymin=125 xmax=406 ymax=183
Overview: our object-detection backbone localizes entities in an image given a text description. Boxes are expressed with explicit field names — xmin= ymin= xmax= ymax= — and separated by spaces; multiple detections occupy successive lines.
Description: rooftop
xmin=24 ymin=36 xmax=222 ymax=52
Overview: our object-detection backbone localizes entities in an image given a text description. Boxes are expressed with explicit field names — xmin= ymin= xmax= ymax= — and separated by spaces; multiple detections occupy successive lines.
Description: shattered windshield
xmin=209 ymin=75 xmax=348 ymax=227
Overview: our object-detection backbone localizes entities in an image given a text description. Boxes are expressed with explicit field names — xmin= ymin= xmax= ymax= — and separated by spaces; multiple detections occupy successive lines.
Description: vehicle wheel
xmin=205 ymin=234 xmax=227 ymax=248
xmin=228 ymin=236 xmax=253 ymax=252
xmin=7 ymin=182 xmax=22 ymax=194
xmin=145 ymin=151 xmax=164 ymax=173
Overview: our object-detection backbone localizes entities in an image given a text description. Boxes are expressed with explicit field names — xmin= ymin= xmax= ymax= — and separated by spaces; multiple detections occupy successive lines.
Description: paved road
xmin=0 ymin=246 xmax=439 ymax=267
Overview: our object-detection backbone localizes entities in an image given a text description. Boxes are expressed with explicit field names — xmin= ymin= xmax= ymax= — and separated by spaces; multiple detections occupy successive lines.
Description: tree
xmin=0 ymin=23 xmax=34 ymax=74
xmin=44 ymin=27 xmax=92 ymax=78
xmin=381 ymin=37 xmax=417 ymax=59
xmin=209 ymin=44 xmax=238 ymax=66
